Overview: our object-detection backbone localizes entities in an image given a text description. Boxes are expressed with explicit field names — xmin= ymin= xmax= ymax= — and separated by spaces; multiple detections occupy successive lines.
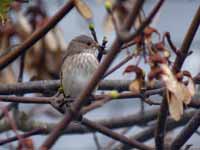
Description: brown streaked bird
xmin=61 ymin=35 xmax=99 ymax=98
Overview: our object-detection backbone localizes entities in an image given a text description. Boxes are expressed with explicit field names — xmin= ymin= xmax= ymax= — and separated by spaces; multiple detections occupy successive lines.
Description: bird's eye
xmin=87 ymin=42 xmax=91 ymax=46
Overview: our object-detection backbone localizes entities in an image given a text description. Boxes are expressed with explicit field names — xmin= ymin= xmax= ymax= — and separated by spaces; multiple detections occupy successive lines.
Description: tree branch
xmin=172 ymin=6 xmax=200 ymax=73
xmin=82 ymin=117 xmax=152 ymax=150
xmin=115 ymin=110 xmax=195 ymax=150
xmin=171 ymin=110 xmax=200 ymax=150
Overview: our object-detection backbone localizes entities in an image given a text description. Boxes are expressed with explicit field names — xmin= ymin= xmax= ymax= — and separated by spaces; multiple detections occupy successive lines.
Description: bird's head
xmin=65 ymin=35 xmax=99 ymax=57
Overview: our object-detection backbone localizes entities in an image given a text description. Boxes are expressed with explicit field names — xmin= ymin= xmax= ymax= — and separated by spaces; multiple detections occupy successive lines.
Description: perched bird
xmin=61 ymin=35 xmax=99 ymax=98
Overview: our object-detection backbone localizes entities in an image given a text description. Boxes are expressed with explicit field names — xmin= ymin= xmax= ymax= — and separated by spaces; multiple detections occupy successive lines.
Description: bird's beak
xmin=94 ymin=43 xmax=107 ymax=54
xmin=94 ymin=42 xmax=100 ymax=48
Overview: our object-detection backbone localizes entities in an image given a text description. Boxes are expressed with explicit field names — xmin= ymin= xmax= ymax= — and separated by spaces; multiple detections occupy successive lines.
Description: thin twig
xmin=97 ymin=37 xmax=108 ymax=62
xmin=104 ymin=127 xmax=132 ymax=150
xmin=82 ymin=117 xmax=152 ymax=150
xmin=0 ymin=128 xmax=44 ymax=146
xmin=172 ymin=6 xmax=200 ymax=73
xmin=163 ymin=32 xmax=178 ymax=55
xmin=119 ymin=0 xmax=165 ymax=43
xmin=93 ymin=133 xmax=102 ymax=150
xmin=103 ymin=52 xmax=135 ymax=78
xmin=116 ymin=110 xmax=195 ymax=150
xmin=155 ymin=96 xmax=168 ymax=150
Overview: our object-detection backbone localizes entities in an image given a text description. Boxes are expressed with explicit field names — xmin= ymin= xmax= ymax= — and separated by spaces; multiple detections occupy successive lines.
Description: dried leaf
xmin=123 ymin=65 xmax=144 ymax=76
xmin=163 ymin=50 xmax=170 ymax=58
xmin=129 ymin=79 xmax=141 ymax=94
xmin=74 ymin=0 xmax=93 ymax=20
xmin=123 ymin=65 xmax=136 ymax=74
xmin=161 ymin=64 xmax=195 ymax=121
xmin=148 ymin=67 xmax=163 ymax=80
xmin=182 ymin=78 xmax=195 ymax=105
xmin=17 ymin=138 xmax=35 ymax=150
xmin=167 ymin=90 xmax=183 ymax=121
xmin=161 ymin=65 xmax=187 ymax=101
xmin=144 ymin=26 xmax=160 ymax=38
xmin=17 ymin=138 xmax=34 ymax=150
xmin=149 ymin=54 xmax=167 ymax=64
xmin=160 ymin=64 xmax=177 ymax=92
xmin=161 ymin=65 xmax=183 ymax=121
xmin=133 ymin=35 xmax=142 ymax=44
xmin=177 ymin=83 xmax=190 ymax=105
xmin=147 ymin=79 xmax=156 ymax=88
xmin=187 ymin=78 xmax=195 ymax=97
xmin=155 ymin=42 xmax=165 ymax=51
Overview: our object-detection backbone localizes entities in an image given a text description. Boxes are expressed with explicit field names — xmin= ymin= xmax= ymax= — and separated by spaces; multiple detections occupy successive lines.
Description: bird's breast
xmin=61 ymin=53 xmax=99 ymax=97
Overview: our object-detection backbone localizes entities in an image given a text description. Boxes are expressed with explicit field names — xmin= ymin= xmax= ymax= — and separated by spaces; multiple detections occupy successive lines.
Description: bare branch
xmin=171 ymin=110 xmax=200 ymax=150
xmin=82 ymin=117 xmax=152 ymax=150
xmin=173 ymin=6 xmax=200 ymax=73
xmin=115 ymin=110 xmax=195 ymax=150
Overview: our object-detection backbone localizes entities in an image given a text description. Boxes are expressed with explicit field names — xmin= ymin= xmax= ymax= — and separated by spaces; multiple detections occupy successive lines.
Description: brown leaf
xmin=161 ymin=65 xmax=195 ymax=121
xmin=182 ymin=78 xmax=195 ymax=105
xmin=74 ymin=0 xmax=93 ymax=20
xmin=155 ymin=42 xmax=165 ymax=51
xmin=144 ymin=26 xmax=160 ymax=38
xmin=149 ymin=54 xmax=167 ymax=64
xmin=133 ymin=35 xmax=142 ymax=45
xmin=167 ymin=90 xmax=183 ymax=121
xmin=148 ymin=67 xmax=163 ymax=80
xmin=123 ymin=65 xmax=144 ymax=76
xmin=147 ymin=79 xmax=156 ymax=88
xmin=187 ymin=78 xmax=195 ymax=97
xmin=174 ymin=82 xmax=191 ymax=105
xmin=123 ymin=65 xmax=136 ymax=74
xmin=17 ymin=138 xmax=34 ymax=150
xmin=163 ymin=50 xmax=170 ymax=58
xmin=129 ymin=79 xmax=142 ymax=94
xmin=161 ymin=65 xmax=184 ymax=100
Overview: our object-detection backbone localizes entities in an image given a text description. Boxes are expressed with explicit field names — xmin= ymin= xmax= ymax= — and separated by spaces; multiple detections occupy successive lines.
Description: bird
xmin=60 ymin=35 xmax=99 ymax=99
